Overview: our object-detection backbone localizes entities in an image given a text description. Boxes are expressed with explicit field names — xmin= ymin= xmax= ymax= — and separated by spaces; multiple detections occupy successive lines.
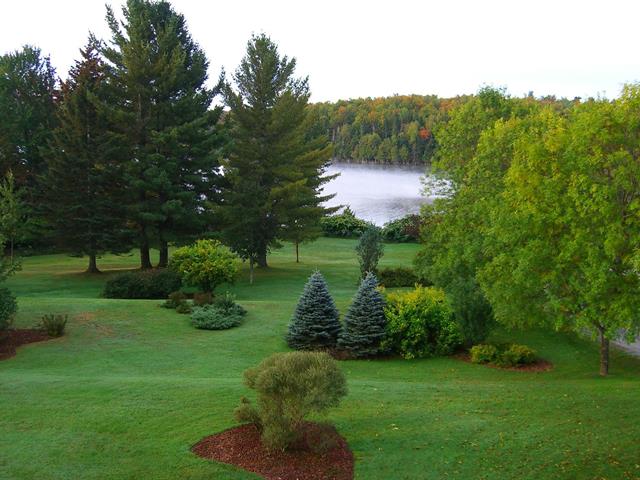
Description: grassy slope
xmin=1 ymin=238 xmax=639 ymax=480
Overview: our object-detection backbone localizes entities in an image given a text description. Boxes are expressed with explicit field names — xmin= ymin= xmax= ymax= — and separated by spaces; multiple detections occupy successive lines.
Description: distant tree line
xmin=307 ymin=93 xmax=579 ymax=164
xmin=0 ymin=0 xmax=334 ymax=274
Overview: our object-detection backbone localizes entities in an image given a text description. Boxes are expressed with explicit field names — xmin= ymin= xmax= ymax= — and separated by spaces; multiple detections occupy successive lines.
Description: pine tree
xmin=286 ymin=271 xmax=342 ymax=350
xmin=356 ymin=226 xmax=384 ymax=279
xmin=44 ymin=37 xmax=131 ymax=273
xmin=221 ymin=34 xmax=334 ymax=275
xmin=102 ymin=0 xmax=224 ymax=269
xmin=337 ymin=272 xmax=387 ymax=358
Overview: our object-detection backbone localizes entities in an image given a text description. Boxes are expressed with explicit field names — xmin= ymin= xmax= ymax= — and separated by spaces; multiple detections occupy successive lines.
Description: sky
xmin=1 ymin=0 xmax=638 ymax=102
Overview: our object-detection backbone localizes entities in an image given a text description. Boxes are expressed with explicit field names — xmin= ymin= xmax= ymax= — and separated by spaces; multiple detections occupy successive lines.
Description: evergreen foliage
xmin=355 ymin=225 xmax=384 ymax=279
xmin=337 ymin=272 xmax=387 ymax=357
xmin=286 ymin=271 xmax=341 ymax=350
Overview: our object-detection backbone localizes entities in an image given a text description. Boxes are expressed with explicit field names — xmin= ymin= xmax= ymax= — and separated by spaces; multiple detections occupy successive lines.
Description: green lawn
xmin=1 ymin=237 xmax=639 ymax=480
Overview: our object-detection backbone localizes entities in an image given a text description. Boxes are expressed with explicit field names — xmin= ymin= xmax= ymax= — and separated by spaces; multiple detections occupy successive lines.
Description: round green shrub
xmin=320 ymin=207 xmax=372 ymax=238
xmin=498 ymin=344 xmax=537 ymax=366
xmin=382 ymin=286 xmax=463 ymax=359
xmin=0 ymin=287 xmax=17 ymax=331
xmin=190 ymin=304 xmax=244 ymax=330
xmin=170 ymin=239 xmax=240 ymax=293
xmin=470 ymin=344 xmax=498 ymax=364
xmin=381 ymin=214 xmax=422 ymax=242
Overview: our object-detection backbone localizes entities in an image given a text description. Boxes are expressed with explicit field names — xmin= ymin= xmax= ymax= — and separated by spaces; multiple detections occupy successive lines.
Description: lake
xmin=323 ymin=162 xmax=438 ymax=226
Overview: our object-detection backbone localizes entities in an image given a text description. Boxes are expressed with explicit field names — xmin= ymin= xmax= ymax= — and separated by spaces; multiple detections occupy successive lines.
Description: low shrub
xmin=381 ymin=214 xmax=422 ymax=242
xmin=320 ymin=207 xmax=372 ymax=238
xmin=193 ymin=291 xmax=213 ymax=306
xmin=103 ymin=269 xmax=182 ymax=299
xmin=234 ymin=351 xmax=348 ymax=451
xmin=0 ymin=287 xmax=17 ymax=331
xmin=469 ymin=344 xmax=498 ymax=364
xmin=213 ymin=292 xmax=247 ymax=317
xmin=470 ymin=343 xmax=537 ymax=367
xmin=190 ymin=295 xmax=246 ymax=330
xmin=176 ymin=302 xmax=192 ymax=314
xmin=382 ymin=286 xmax=463 ymax=359
xmin=40 ymin=314 xmax=68 ymax=337
xmin=162 ymin=291 xmax=187 ymax=309
xmin=377 ymin=266 xmax=418 ymax=288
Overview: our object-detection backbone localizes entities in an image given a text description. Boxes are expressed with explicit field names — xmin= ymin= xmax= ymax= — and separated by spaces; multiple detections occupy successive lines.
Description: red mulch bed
xmin=0 ymin=329 xmax=52 ymax=361
xmin=192 ymin=422 xmax=354 ymax=480
xmin=454 ymin=352 xmax=553 ymax=372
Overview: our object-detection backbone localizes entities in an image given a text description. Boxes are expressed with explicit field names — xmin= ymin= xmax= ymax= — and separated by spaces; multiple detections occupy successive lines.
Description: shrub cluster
xmin=162 ymin=291 xmax=187 ymax=309
xmin=377 ymin=266 xmax=419 ymax=288
xmin=103 ymin=269 xmax=182 ymax=299
xmin=320 ymin=207 xmax=372 ymax=237
xmin=0 ymin=287 xmax=17 ymax=332
xmin=470 ymin=343 xmax=537 ymax=367
xmin=382 ymin=286 xmax=463 ymax=359
xmin=234 ymin=351 xmax=347 ymax=451
xmin=381 ymin=214 xmax=422 ymax=242
xmin=40 ymin=314 xmax=68 ymax=337
xmin=190 ymin=293 xmax=246 ymax=330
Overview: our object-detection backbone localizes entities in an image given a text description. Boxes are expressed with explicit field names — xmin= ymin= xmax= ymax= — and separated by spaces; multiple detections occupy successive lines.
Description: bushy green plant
xmin=103 ymin=269 xmax=182 ymax=299
xmin=497 ymin=344 xmax=537 ymax=367
xmin=286 ymin=271 xmax=342 ymax=350
xmin=234 ymin=351 xmax=348 ymax=451
xmin=338 ymin=273 xmax=387 ymax=358
xmin=320 ymin=207 xmax=371 ymax=237
xmin=162 ymin=291 xmax=187 ymax=309
xmin=175 ymin=302 xmax=192 ymax=314
xmin=170 ymin=239 xmax=240 ymax=293
xmin=40 ymin=314 xmax=68 ymax=337
xmin=356 ymin=225 xmax=384 ymax=279
xmin=382 ymin=286 xmax=463 ymax=359
xmin=377 ymin=266 xmax=419 ymax=288
xmin=0 ymin=287 xmax=17 ymax=332
xmin=213 ymin=291 xmax=247 ymax=317
xmin=469 ymin=344 xmax=498 ymax=364
xmin=190 ymin=304 xmax=243 ymax=330
xmin=381 ymin=214 xmax=422 ymax=242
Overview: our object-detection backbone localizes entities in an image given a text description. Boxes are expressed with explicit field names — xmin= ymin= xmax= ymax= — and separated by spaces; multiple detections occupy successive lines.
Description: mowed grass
xmin=1 ymin=237 xmax=639 ymax=480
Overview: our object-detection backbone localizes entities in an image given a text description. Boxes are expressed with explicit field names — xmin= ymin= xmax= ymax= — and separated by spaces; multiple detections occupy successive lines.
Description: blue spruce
xmin=338 ymin=272 xmax=387 ymax=357
xmin=286 ymin=271 xmax=341 ymax=350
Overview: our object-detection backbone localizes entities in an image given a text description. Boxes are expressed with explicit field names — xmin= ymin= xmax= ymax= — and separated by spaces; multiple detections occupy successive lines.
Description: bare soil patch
xmin=0 ymin=329 xmax=52 ymax=361
xmin=192 ymin=422 xmax=354 ymax=480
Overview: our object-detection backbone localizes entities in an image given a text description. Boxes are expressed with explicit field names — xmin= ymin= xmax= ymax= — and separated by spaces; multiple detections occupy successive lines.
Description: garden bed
xmin=454 ymin=352 xmax=553 ymax=372
xmin=192 ymin=422 xmax=353 ymax=480
xmin=0 ymin=329 xmax=52 ymax=361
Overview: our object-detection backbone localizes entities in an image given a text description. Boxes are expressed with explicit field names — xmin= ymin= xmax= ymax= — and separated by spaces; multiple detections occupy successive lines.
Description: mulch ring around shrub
xmin=192 ymin=422 xmax=354 ymax=480
xmin=454 ymin=352 xmax=554 ymax=372
xmin=0 ymin=329 xmax=52 ymax=361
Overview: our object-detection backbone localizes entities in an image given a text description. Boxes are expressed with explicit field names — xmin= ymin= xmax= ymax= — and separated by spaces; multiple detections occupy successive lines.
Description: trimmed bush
xmin=356 ymin=226 xmax=384 ymax=279
xmin=234 ymin=351 xmax=348 ymax=451
xmin=162 ymin=291 xmax=187 ymax=309
xmin=286 ymin=271 xmax=341 ymax=350
xmin=381 ymin=214 xmax=422 ymax=242
xmin=176 ymin=302 xmax=192 ymax=314
xmin=0 ymin=287 xmax=17 ymax=332
xmin=191 ymin=304 xmax=243 ymax=330
xmin=170 ymin=239 xmax=240 ymax=293
xmin=470 ymin=344 xmax=498 ymax=364
xmin=337 ymin=273 xmax=387 ymax=357
xmin=382 ymin=286 xmax=463 ymax=359
xmin=103 ymin=269 xmax=182 ymax=299
xmin=40 ymin=314 xmax=68 ymax=337
xmin=320 ymin=207 xmax=371 ymax=238
xmin=378 ymin=266 xmax=418 ymax=288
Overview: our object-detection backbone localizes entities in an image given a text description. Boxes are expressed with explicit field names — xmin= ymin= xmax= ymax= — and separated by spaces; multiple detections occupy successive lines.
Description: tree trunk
xmin=9 ymin=238 xmax=14 ymax=265
xmin=257 ymin=248 xmax=268 ymax=268
xmin=295 ymin=241 xmax=299 ymax=263
xmin=87 ymin=253 xmax=100 ymax=274
xmin=140 ymin=237 xmax=152 ymax=270
xmin=599 ymin=327 xmax=609 ymax=376
xmin=249 ymin=257 xmax=254 ymax=285
xmin=158 ymin=239 xmax=168 ymax=268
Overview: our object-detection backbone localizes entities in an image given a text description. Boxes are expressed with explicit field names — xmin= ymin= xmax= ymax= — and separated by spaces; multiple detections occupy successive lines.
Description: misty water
xmin=323 ymin=162 xmax=439 ymax=226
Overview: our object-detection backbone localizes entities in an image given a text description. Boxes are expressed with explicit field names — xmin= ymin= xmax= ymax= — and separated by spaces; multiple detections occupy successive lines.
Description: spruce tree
xmin=44 ymin=37 xmax=131 ymax=273
xmin=286 ymin=271 xmax=342 ymax=350
xmin=337 ymin=272 xmax=387 ymax=357
xmin=102 ymin=0 xmax=224 ymax=269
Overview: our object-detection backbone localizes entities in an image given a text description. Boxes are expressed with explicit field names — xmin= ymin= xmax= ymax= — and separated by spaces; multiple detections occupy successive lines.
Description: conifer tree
xmin=221 ymin=34 xmax=334 ymax=274
xmin=286 ymin=271 xmax=342 ymax=350
xmin=356 ymin=226 xmax=384 ymax=279
xmin=337 ymin=272 xmax=387 ymax=357
xmin=45 ymin=37 xmax=131 ymax=273
xmin=102 ymin=0 xmax=224 ymax=269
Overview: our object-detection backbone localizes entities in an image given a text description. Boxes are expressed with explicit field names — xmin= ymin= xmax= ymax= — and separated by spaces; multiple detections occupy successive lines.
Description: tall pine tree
xmin=44 ymin=37 xmax=131 ymax=273
xmin=221 ymin=34 xmax=334 ymax=276
xmin=102 ymin=0 xmax=224 ymax=269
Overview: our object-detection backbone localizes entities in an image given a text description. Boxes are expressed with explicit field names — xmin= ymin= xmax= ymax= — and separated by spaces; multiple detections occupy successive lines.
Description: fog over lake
xmin=323 ymin=162 xmax=438 ymax=226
